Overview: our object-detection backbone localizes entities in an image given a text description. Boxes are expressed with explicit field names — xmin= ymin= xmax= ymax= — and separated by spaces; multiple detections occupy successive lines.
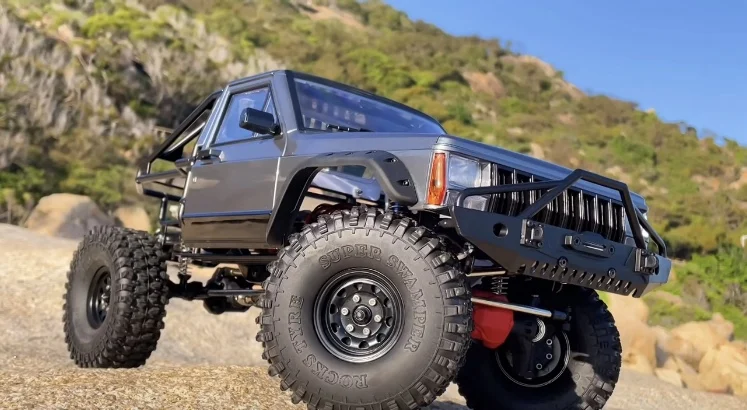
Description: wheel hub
xmin=314 ymin=269 xmax=404 ymax=363
xmin=86 ymin=268 xmax=111 ymax=329
xmin=352 ymin=305 xmax=372 ymax=325
xmin=496 ymin=318 xmax=571 ymax=388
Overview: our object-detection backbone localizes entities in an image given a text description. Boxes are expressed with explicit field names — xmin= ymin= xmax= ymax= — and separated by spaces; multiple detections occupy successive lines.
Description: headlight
xmin=448 ymin=154 xmax=491 ymax=211
xmin=448 ymin=155 xmax=483 ymax=188
xmin=463 ymin=195 xmax=489 ymax=211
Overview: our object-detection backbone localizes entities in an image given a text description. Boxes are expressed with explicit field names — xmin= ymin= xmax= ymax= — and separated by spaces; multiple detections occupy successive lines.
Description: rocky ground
xmin=1 ymin=223 xmax=746 ymax=409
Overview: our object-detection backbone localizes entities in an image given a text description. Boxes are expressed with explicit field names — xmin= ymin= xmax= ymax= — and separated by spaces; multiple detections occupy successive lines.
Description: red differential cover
xmin=471 ymin=289 xmax=514 ymax=349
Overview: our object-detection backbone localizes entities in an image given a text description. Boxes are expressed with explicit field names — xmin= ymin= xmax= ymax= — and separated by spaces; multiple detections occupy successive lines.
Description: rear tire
xmin=257 ymin=206 xmax=472 ymax=409
xmin=63 ymin=226 xmax=169 ymax=368
xmin=456 ymin=289 xmax=621 ymax=410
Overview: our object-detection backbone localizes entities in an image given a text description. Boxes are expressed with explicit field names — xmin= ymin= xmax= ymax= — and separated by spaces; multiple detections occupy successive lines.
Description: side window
xmin=214 ymin=87 xmax=271 ymax=144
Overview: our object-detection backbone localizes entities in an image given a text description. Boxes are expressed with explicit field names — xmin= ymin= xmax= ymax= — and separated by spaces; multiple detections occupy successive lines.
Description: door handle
xmin=195 ymin=148 xmax=222 ymax=163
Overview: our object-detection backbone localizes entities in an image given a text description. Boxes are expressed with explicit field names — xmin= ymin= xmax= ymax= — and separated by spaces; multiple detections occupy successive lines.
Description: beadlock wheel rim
xmin=86 ymin=267 xmax=111 ymax=329
xmin=314 ymin=268 xmax=404 ymax=363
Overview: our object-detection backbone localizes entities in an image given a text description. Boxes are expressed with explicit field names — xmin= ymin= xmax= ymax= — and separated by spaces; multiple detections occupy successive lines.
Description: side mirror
xmin=239 ymin=107 xmax=280 ymax=136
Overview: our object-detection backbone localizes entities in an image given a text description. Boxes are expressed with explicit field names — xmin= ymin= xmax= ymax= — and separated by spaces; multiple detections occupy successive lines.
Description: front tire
xmin=63 ymin=226 xmax=169 ymax=368
xmin=456 ymin=289 xmax=621 ymax=410
xmin=257 ymin=207 xmax=472 ymax=409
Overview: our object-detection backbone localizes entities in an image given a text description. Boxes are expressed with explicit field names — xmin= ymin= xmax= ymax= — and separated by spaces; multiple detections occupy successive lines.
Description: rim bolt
xmin=368 ymin=298 xmax=377 ymax=306
xmin=345 ymin=324 xmax=354 ymax=332
xmin=340 ymin=307 xmax=349 ymax=316
xmin=536 ymin=363 xmax=543 ymax=370
xmin=352 ymin=295 xmax=361 ymax=303
xmin=546 ymin=339 xmax=553 ymax=346
xmin=362 ymin=328 xmax=370 ymax=336
xmin=546 ymin=353 xmax=553 ymax=360
xmin=374 ymin=315 xmax=382 ymax=323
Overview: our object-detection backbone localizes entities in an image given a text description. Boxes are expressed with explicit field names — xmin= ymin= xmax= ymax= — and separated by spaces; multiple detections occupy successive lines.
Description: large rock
xmin=699 ymin=342 xmax=747 ymax=397
xmin=114 ymin=206 xmax=151 ymax=232
xmin=623 ymin=352 xmax=655 ymax=375
xmin=24 ymin=194 xmax=113 ymax=239
xmin=462 ymin=71 xmax=506 ymax=99
xmin=664 ymin=314 xmax=735 ymax=368
xmin=655 ymin=368 xmax=683 ymax=388
xmin=662 ymin=356 xmax=705 ymax=391
xmin=607 ymin=293 xmax=649 ymax=323
xmin=708 ymin=313 xmax=736 ymax=341
xmin=663 ymin=334 xmax=703 ymax=370
xmin=652 ymin=325 xmax=673 ymax=367
xmin=608 ymin=293 xmax=656 ymax=370
xmin=618 ymin=317 xmax=657 ymax=370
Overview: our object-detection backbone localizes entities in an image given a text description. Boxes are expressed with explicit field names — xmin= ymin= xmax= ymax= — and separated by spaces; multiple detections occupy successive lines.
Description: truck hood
xmin=435 ymin=135 xmax=648 ymax=212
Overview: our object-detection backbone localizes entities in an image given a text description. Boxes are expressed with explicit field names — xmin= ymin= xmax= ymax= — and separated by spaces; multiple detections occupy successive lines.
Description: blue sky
xmin=386 ymin=0 xmax=747 ymax=144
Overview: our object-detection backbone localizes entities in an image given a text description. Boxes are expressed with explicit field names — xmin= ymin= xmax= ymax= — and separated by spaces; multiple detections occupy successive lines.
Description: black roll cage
xmin=135 ymin=90 xmax=221 ymax=201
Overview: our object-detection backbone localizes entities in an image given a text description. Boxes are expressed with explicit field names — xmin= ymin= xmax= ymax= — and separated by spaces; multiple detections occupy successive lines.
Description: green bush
xmin=342 ymin=49 xmax=415 ymax=93
xmin=662 ymin=246 xmax=747 ymax=338
xmin=644 ymin=296 xmax=712 ymax=328
xmin=59 ymin=164 xmax=131 ymax=210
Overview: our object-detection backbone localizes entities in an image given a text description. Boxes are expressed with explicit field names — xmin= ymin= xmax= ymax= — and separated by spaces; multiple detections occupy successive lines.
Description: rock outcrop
xmin=24 ymin=194 xmax=113 ymax=239
xmin=663 ymin=356 xmax=705 ymax=391
xmin=663 ymin=314 xmax=734 ymax=368
xmin=699 ymin=342 xmax=747 ymax=396
xmin=609 ymin=290 xmax=746 ymax=398
xmin=655 ymin=368 xmax=683 ymax=387
xmin=114 ymin=206 xmax=151 ymax=232
xmin=607 ymin=293 xmax=657 ymax=370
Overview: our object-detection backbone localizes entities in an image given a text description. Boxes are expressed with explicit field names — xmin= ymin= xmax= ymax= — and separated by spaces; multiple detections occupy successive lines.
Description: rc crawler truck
xmin=63 ymin=70 xmax=671 ymax=410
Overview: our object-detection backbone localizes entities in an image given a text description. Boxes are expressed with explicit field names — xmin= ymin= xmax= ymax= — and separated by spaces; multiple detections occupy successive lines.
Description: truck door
xmin=181 ymin=77 xmax=284 ymax=248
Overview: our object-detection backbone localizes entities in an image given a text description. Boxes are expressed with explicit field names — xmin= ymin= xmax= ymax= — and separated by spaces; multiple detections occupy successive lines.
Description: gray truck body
xmin=171 ymin=70 xmax=645 ymax=246
xmin=137 ymin=69 xmax=669 ymax=297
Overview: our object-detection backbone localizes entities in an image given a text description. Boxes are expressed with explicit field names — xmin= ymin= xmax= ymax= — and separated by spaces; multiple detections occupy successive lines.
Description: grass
xmin=644 ymin=296 xmax=712 ymax=329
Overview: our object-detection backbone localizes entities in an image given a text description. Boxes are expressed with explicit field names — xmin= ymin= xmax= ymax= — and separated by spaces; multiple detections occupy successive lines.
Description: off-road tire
xmin=63 ymin=226 xmax=169 ymax=368
xmin=257 ymin=206 xmax=472 ymax=409
xmin=456 ymin=289 xmax=622 ymax=410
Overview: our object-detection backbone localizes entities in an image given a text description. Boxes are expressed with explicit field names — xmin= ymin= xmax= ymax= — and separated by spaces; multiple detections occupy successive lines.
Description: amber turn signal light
xmin=427 ymin=152 xmax=447 ymax=206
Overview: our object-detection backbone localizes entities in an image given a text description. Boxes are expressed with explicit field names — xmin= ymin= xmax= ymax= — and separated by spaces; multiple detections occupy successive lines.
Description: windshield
xmin=294 ymin=78 xmax=445 ymax=134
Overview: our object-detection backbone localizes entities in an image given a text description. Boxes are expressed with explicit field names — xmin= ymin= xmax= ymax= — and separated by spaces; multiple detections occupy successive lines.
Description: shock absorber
xmin=490 ymin=276 xmax=510 ymax=296
xmin=389 ymin=202 xmax=403 ymax=214
xmin=177 ymin=241 xmax=192 ymax=286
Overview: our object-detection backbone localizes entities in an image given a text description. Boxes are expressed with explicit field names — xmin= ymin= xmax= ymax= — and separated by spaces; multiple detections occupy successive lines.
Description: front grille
xmin=490 ymin=166 xmax=627 ymax=243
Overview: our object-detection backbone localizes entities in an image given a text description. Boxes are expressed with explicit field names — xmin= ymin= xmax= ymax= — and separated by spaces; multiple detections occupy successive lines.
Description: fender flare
xmin=266 ymin=150 xmax=418 ymax=245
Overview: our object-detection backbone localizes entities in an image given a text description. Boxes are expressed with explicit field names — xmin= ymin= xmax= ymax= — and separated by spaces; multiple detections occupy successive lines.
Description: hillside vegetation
xmin=0 ymin=0 xmax=744 ymax=334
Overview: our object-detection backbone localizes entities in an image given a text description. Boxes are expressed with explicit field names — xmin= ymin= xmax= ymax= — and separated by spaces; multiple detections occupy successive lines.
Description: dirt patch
xmin=692 ymin=175 xmax=722 ymax=192
xmin=606 ymin=165 xmax=634 ymax=185
xmin=530 ymin=142 xmax=545 ymax=159
xmin=301 ymin=4 xmax=365 ymax=30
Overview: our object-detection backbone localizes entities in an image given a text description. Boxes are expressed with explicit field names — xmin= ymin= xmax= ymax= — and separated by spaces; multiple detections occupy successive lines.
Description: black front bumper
xmin=450 ymin=169 xmax=671 ymax=297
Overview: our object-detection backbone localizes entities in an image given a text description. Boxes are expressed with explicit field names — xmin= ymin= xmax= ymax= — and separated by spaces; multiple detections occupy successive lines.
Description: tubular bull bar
xmin=450 ymin=169 xmax=671 ymax=297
